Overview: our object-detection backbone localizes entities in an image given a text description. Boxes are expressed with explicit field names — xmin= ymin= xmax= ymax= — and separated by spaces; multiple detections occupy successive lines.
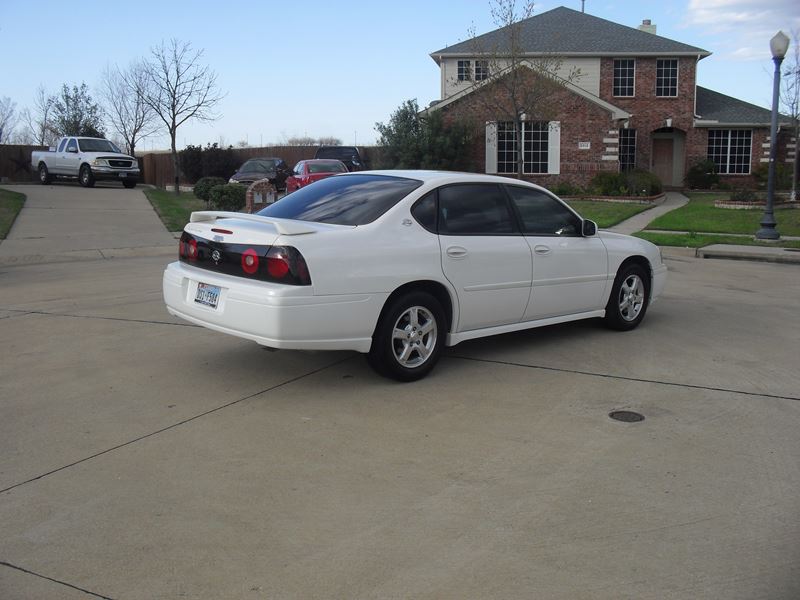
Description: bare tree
xmin=143 ymin=39 xmax=223 ymax=193
xmin=462 ymin=0 xmax=580 ymax=177
xmin=100 ymin=61 xmax=158 ymax=157
xmin=0 ymin=96 xmax=17 ymax=143
xmin=780 ymin=30 xmax=799 ymax=202
xmin=286 ymin=135 xmax=317 ymax=146
xmin=21 ymin=86 xmax=58 ymax=146
xmin=317 ymin=136 xmax=343 ymax=146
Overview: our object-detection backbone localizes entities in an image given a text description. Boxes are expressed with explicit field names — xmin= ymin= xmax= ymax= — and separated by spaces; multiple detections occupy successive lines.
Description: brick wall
xmin=438 ymin=69 xmax=620 ymax=187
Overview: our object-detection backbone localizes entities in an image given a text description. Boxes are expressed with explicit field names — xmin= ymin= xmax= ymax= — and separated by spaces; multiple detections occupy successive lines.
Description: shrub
xmin=179 ymin=144 xmax=204 ymax=183
xmin=209 ymin=184 xmax=247 ymax=212
xmin=193 ymin=177 xmax=227 ymax=202
xmin=178 ymin=143 xmax=242 ymax=183
xmin=729 ymin=187 xmax=757 ymax=202
xmin=752 ymin=163 xmax=792 ymax=190
xmin=588 ymin=171 xmax=628 ymax=196
xmin=686 ymin=159 xmax=719 ymax=189
xmin=550 ymin=181 xmax=584 ymax=196
xmin=625 ymin=169 xmax=662 ymax=196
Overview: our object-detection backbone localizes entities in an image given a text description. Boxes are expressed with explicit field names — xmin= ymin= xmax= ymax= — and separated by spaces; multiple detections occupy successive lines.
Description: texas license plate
xmin=119 ymin=172 xmax=127 ymax=178
xmin=195 ymin=282 xmax=221 ymax=309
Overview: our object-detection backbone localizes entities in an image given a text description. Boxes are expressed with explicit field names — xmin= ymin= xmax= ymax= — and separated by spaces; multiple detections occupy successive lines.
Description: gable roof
xmin=431 ymin=6 xmax=710 ymax=62
xmin=422 ymin=62 xmax=630 ymax=122
xmin=694 ymin=86 xmax=788 ymax=126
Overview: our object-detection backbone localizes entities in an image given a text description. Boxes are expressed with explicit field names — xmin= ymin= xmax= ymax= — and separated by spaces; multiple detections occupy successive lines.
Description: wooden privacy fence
xmin=0 ymin=145 xmax=48 ymax=182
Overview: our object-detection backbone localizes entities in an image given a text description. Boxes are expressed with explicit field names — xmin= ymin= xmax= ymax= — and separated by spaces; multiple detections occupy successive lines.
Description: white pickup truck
xmin=31 ymin=137 xmax=141 ymax=188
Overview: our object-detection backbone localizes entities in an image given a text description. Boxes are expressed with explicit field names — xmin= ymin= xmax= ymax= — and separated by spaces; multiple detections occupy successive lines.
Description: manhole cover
xmin=609 ymin=410 xmax=645 ymax=423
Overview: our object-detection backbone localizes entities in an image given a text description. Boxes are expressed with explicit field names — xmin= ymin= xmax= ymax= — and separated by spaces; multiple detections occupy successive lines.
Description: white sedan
xmin=163 ymin=171 xmax=666 ymax=381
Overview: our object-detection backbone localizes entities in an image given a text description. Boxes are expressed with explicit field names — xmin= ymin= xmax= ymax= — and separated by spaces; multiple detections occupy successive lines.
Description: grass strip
xmin=0 ymin=188 xmax=26 ymax=239
xmin=565 ymin=199 xmax=652 ymax=228
xmin=635 ymin=231 xmax=800 ymax=249
xmin=143 ymin=188 xmax=206 ymax=232
xmin=647 ymin=192 xmax=800 ymax=236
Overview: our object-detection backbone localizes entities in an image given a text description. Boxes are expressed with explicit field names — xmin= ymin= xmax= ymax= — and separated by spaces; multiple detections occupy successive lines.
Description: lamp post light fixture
xmin=756 ymin=30 xmax=790 ymax=240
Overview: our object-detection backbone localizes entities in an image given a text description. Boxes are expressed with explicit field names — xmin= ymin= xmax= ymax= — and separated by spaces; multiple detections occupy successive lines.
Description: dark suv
xmin=229 ymin=157 xmax=292 ymax=190
xmin=313 ymin=146 xmax=369 ymax=171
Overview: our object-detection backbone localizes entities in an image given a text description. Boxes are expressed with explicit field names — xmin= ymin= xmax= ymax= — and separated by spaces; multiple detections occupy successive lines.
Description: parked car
xmin=31 ymin=137 xmax=140 ymax=188
xmin=228 ymin=157 xmax=292 ymax=190
xmin=163 ymin=171 xmax=667 ymax=381
xmin=286 ymin=159 xmax=348 ymax=193
xmin=313 ymin=146 xmax=368 ymax=171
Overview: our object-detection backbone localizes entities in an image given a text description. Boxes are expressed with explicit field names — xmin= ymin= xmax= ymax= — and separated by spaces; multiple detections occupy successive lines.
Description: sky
xmin=1 ymin=0 xmax=798 ymax=150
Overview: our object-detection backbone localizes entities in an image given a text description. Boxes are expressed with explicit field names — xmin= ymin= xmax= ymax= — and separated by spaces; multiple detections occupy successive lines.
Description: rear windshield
xmin=257 ymin=175 xmax=422 ymax=226
xmin=308 ymin=161 xmax=347 ymax=174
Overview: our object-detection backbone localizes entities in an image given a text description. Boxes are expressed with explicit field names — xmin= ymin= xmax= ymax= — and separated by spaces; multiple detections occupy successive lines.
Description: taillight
xmin=186 ymin=238 xmax=198 ymax=260
xmin=265 ymin=246 xmax=311 ymax=285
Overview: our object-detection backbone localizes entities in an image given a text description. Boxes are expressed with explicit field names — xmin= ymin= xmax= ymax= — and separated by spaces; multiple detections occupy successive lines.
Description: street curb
xmin=696 ymin=244 xmax=800 ymax=265
xmin=0 ymin=245 xmax=175 ymax=267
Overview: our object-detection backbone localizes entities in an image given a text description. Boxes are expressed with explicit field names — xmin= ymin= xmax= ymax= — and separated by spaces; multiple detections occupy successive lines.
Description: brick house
xmin=424 ymin=6 xmax=794 ymax=189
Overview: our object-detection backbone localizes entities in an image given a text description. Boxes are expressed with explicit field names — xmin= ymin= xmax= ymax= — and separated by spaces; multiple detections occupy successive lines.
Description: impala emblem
xmin=211 ymin=249 xmax=222 ymax=264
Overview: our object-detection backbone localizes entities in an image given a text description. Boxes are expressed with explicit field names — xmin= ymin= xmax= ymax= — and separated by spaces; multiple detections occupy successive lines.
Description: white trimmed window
xmin=656 ymin=59 xmax=678 ymax=97
xmin=486 ymin=121 xmax=560 ymax=175
xmin=457 ymin=60 xmax=472 ymax=81
xmin=475 ymin=60 xmax=490 ymax=81
xmin=707 ymin=129 xmax=752 ymax=174
xmin=613 ymin=59 xmax=635 ymax=97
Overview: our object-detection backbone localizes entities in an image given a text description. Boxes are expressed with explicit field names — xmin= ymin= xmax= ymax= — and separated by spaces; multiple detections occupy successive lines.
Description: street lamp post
xmin=756 ymin=31 xmax=790 ymax=240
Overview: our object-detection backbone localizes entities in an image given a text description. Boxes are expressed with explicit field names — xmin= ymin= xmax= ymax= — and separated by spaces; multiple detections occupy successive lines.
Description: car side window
xmin=293 ymin=162 xmax=303 ymax=175
xmin=506 ymin=186 xmax=582 ymax=236
xmin=411 ymin=192 xmax=437 ymax=233
xmin=66 ymin=139 xmax=78 ymax=153
xmin=438 ymin=184 xmax=516 ymax=235
xmin=57 ymin=139 xmax=68 ymax=153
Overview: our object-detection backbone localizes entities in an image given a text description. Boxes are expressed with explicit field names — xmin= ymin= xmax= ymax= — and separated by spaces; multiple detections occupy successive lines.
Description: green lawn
xmin=0 ymin=188 xmax=26 ymax=239
xmin=635 ymin=231 xmax=800 ymax=249
xmin=143 ymin=188 xmax=206 ymax=232
xmin=565 ymin=199 xmax=652 ymax=228
xmin=646 ymin=192 xmax=800 ymax=236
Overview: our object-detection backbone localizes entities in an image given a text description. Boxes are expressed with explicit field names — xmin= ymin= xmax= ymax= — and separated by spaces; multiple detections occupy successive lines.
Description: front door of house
xmin=652 ymin=138 xmax=674 ymax=185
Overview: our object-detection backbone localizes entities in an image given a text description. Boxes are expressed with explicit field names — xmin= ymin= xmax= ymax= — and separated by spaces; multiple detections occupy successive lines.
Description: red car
xmin=286 ymin=159 xmax=348 ymax=193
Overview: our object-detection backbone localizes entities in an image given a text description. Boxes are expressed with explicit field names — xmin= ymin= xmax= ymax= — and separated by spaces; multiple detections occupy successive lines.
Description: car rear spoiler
xmin=190 ymin=211 xmax=318 ymax=236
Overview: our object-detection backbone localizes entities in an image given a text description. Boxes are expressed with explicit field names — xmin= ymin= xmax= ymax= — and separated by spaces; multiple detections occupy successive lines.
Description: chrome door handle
xmin=534 ymin=245 xmax=551 ymax=255
xmin=446 ymin=246 xmax=468 ymax=258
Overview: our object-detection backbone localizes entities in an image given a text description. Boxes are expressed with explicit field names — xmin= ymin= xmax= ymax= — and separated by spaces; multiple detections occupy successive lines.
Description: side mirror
xmin=582 ymin=219 xmax=597 ymax=237
xmin=68 ymin=147 xmax=78 ymax=154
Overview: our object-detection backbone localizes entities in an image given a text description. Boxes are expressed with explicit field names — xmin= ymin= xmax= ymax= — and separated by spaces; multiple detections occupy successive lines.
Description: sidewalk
xmin=606 ymin=191 xmax=800 ymax=265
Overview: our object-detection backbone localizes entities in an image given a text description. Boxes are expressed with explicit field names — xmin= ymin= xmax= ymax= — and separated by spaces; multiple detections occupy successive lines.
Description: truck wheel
xmin=79 ymin=164 xmax=95 ymax=188
xmin=38 ymin=163 xmax=51 ymax=185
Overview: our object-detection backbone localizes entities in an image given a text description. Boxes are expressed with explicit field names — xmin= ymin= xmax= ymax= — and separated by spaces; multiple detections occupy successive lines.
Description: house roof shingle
xmin=695 ymin=86 xmax=783 ymax=126
xmin=431 ymin=6 xmax=710 ymax=60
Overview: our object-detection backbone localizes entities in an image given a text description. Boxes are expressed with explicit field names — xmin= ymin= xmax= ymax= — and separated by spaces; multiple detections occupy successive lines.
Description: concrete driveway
xmin=1 ymin=185 xmax=799 ymax=599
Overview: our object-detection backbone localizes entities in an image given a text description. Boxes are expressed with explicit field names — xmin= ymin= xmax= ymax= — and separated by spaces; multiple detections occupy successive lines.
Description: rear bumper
xmin=163 ymin=261 xmax=386 ymax=352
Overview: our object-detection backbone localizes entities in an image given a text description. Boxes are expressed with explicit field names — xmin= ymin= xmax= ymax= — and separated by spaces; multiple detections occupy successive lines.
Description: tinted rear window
xmin=258 ymin=175 xmax=422 ymax=225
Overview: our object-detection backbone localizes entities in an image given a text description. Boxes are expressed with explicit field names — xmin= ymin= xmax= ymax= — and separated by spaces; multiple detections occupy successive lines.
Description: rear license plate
xmin=119 ymin=172 xmax=127 ymax=178
xmin=195 ymin=282 xmax=221 ymax=309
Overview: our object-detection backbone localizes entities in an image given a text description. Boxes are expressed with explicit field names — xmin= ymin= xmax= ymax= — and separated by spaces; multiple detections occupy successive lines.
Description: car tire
xmin=122 ymin=180 xmax=136 ymax=189
xmin=38 ymin=163 xmax=51 ymax=185
xmin=368 ymin=291 xmax=446 ymax=381
xmin=604 ymin=262 xmax=650 ymax=331
xmin=79 ymin=164 xmax=95 ymax=188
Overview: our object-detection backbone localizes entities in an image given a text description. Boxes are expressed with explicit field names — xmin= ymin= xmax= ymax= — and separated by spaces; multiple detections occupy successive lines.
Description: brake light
xmin=265 ymin=246 xmax=311 ymax=285
xmin=241 ymin=248 xmax=259 ymax=275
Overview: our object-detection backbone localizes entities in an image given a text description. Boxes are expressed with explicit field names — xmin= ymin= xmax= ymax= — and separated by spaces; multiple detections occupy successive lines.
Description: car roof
xmin=339 ymin=170 xmax=551 ymax=191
